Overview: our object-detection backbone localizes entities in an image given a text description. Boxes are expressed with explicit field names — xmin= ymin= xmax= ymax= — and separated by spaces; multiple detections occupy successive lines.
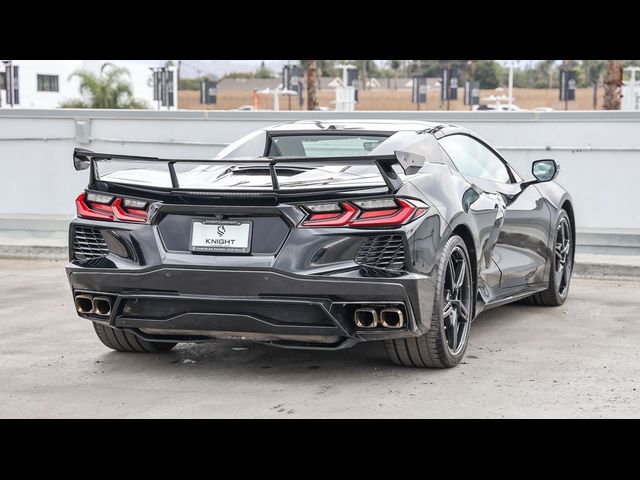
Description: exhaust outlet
xmin=75 ymin=295 xmax=94 ymax=314
xmin=354 ymin=308 xmax=379 ymax=328
xmin=92 ymin=297 xmax=112 ymax=316
xmin=380 ymin=308 xmax=404 ymax=329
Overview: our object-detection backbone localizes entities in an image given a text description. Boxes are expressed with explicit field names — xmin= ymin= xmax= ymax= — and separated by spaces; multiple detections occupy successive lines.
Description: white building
xmin=0 ymin=60 xmax=177 ymax=110
xmin=622 ymin=67 xmax=640 ymax=111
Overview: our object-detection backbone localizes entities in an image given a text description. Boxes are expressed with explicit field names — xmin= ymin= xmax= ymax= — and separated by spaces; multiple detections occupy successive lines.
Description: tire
xmin=524 ymin=209 xmax=573 ymax=307
xmin=93 ymin=322 xmax=177 ymax=353
xmin=384 ymin=235 xmax=473 ymax=368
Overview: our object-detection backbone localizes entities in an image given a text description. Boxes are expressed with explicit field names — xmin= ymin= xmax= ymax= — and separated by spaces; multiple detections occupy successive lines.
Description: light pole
xmin=507 ymin=61 xmax=514 ymax=110
xmin=2 ymin=60 xmax=14 ymax=107
xmin=287 ymin=60 xmax=291 ymax=111
xmin=149 ymin=67 xmax=161 ymax=110
xmin=563 ymin=61 xmax=569 ymax=111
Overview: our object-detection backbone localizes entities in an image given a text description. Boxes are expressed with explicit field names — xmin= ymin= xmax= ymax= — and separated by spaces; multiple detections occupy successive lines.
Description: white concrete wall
xmin=0 ymin=109 xmax=638 ymax=230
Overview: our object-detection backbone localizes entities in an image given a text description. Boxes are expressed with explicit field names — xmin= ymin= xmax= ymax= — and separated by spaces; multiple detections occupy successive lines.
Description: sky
xmin=121 ymin=60 xmax=543 ymax=79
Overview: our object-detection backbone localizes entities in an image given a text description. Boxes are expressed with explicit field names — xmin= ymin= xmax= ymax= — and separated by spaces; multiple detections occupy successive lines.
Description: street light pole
xmin=446 ymin=63 xmax=451 ymax=111
xmin=3 ymin=60 xmax=14 ymax=107
xmin=287 ymin=60 xmax=291 ymax=111
xmin=563 ymin=60 xmax=569 ymax=111
xmin=508 ymin=61 xmax=514 ymax=110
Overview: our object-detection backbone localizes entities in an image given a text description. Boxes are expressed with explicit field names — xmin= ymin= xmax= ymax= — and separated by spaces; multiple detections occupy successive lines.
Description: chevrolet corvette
xmin=66 ymin=120 xmax=574 ymax=368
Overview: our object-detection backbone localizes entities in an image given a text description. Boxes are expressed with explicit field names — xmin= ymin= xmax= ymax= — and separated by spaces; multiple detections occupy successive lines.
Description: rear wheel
xmin=93 ymin=322 xmax=177 ymax=353
xmin=384 ymin=235 xmax=473 ymax=368
xmin=525 ymin=210 xmax=573 ymax=306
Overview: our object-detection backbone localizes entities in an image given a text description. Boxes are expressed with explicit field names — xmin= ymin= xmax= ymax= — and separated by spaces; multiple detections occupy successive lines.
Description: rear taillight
xmin=301 ymin=198 xmax=427 ymax=228
xmin=76 ymin=192 xmax=148 ymax=223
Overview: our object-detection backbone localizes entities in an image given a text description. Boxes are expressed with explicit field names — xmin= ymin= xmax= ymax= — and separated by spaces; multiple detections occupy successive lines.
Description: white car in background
xmin=474 ymin=103 xmax=523 ymax=111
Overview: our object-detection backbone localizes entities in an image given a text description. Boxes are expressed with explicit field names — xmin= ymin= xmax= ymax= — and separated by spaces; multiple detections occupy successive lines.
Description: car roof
xmin=264 ymin=119 xmax=441 ymax=133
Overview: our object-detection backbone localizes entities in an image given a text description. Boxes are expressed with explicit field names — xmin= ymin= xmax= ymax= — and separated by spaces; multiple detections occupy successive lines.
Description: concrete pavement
xmin=1 ymin=258 xmax=639 ymax=418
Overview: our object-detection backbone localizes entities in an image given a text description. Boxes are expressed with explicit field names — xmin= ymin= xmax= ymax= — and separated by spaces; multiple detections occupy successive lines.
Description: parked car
xmin=474 ymin=103 xmax=523 ymax=111
xmin=67 ymin=120 xmax=574 ymax=368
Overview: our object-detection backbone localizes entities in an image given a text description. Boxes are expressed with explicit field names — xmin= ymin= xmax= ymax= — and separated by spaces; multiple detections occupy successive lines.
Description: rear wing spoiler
xmin=73 ymin=135 xmax=438 ymax=193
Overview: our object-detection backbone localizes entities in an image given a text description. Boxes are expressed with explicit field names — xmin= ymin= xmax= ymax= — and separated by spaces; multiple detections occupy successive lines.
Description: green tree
xmin=390 ymin=60 xmax=403 ymax=72
xmin=254 ymin=61 xmax=273 ymax=79
xmin=529 ymin=60 xmax=558 ymax=88
xmin=222 ymin=71 xmax=253 ymax=80
xmin=60 ymin=63 xmax=148 ymax=109
xmin=316 ymin=60 xmax=337 ymax=77
xmin=582 ymin=60 xmax=607 ymax=86
xmin=407 ymin=60 xmax=470 ymax=79
xmin=474 ymin=60 xmax=503 ymax=89
xmin=179 ymin=75 xmax=217 ymax=91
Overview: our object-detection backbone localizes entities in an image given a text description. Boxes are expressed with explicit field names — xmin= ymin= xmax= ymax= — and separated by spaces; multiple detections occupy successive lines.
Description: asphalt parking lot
xmin=1 ymin=258 xmax=639 ymax=418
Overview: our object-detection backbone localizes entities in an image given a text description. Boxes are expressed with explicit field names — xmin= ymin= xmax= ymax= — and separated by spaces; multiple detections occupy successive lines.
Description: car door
xmin=439 ymin=133 xmax=552 ymax=289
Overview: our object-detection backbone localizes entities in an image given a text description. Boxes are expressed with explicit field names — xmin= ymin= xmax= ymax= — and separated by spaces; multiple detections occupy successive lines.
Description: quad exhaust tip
xmin=74 ymin=294 xmax=113 ymax=316
xmin=353 ymin=306 xmax=404 ymax=329
xmin=75 ymin=295 xmax=94 ymax=314
xmin=92 ymin=297 xmax=112 ymax=316
xmin=354 ymin=308 xmax=379 ymax=328
xmin=380 ymin=308 xmax=404 ymax=329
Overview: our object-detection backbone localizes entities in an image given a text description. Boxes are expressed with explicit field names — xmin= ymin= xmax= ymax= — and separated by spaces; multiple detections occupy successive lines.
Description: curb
xmin=573 ymin=261 xmax=640 ymax=280
xmin=0 ymin=245 xmax=68 ymax=260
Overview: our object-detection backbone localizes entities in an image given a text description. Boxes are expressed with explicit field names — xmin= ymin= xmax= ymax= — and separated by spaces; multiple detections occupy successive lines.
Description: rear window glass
xmin=269 ymin=135 xmax=388 ymax=157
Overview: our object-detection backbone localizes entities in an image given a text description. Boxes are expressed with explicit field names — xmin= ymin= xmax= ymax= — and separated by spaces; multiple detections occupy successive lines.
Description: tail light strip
xmin=76 ymin=193 xmax=148 ymax=223
xmin=301 ymin=202 xmax=359 ymax=227
xmin=301 ymin=198 xmax=427 ymax=228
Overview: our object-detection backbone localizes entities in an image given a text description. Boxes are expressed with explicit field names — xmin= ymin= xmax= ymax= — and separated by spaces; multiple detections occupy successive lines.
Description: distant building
xmin=0 ymin=60 xmax=177 ymax=110
xmin=622 ymin=68 xmax=640 ymax=111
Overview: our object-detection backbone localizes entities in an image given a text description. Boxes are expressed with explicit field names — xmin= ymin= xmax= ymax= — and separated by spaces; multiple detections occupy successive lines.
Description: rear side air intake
xmin=72 ymin=226 xmax=109 ymax=260
xmin=355 ymin=235 xmax=406 ymax=270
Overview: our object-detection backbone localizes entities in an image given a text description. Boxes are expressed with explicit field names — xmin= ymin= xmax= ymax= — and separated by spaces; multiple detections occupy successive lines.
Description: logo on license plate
xmin=191 ymin=220 xmax=252 ymax=253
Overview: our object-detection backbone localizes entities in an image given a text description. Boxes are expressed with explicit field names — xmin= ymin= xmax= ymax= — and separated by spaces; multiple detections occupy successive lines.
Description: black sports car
xmin=67 ymin=120 xmax=574 ymax=368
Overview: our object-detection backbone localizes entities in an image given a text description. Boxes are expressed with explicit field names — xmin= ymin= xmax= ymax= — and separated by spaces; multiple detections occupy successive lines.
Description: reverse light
xmin=86 ymin=192 xmax=114 ymax=204
xmin=301 ymin=198 xmax=428 ymax=228
xmin=112 ymin=198 xmax=147 ymax=222
xmin=123 ymin=198 xmax=147 ymax=209
xmin=305 ymin=202 xmax=342 ymax=213
xmin=76 ymin=193 xmax=114 ymax=221
xmin=352 ymin=198 xmax=397 ymax=210
xmin=302 ymin=202 xmax=358 ymax=227
xmin=76 ymin=192 xmax=149 ymax=223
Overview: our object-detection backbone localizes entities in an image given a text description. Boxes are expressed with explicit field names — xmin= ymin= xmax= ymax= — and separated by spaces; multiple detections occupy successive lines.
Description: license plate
xmin=190 ymin=220 xmax=252 ymax=253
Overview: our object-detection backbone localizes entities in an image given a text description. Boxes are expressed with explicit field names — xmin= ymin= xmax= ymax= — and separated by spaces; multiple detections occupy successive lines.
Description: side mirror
xmin=531 ymin=159 xmax=558 ymax=182
xmin=521 ymin=159 xmax=559 ymax=191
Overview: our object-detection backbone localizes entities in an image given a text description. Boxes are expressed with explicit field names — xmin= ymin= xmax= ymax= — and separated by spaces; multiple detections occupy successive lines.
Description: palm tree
xmin=60 ymin=63 xmax=147 ymax=109
xmin=305 ymin=60 xmax=319 ymax=110
xmin=603 ymin=60 xmax=623 ymax=110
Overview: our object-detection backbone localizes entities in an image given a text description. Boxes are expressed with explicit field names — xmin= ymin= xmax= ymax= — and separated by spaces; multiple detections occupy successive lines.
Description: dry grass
xmin=178 ymin=87 xmax=599 ymax=111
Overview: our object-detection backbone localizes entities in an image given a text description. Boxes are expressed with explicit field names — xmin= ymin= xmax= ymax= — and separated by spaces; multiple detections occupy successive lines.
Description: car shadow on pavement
xmin=90 ymin=305 xmax=526 ymax=380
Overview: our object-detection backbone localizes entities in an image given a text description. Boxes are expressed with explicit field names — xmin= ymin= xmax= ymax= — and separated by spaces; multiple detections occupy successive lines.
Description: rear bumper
xmin=66 ymin=265 xmax=435 ymax=349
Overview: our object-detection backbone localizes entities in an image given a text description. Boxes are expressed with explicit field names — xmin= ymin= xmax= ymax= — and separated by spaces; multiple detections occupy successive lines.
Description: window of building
xmin=37 ymin=74 xmax=59 ymax=92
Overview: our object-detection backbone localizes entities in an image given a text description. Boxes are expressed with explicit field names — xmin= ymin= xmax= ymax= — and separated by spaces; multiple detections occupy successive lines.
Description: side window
xmin=439 ymin=134 xmax=511 ymax=183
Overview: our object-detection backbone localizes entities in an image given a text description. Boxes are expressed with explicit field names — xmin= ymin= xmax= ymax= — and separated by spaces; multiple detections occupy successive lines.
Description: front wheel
xmin=384 ymin=235 xmax=473 ymax=368
xmin=525 ymin=209 xmax=573 ymax=306
xmin=93 ymin=322 xmax=176 ymax=353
